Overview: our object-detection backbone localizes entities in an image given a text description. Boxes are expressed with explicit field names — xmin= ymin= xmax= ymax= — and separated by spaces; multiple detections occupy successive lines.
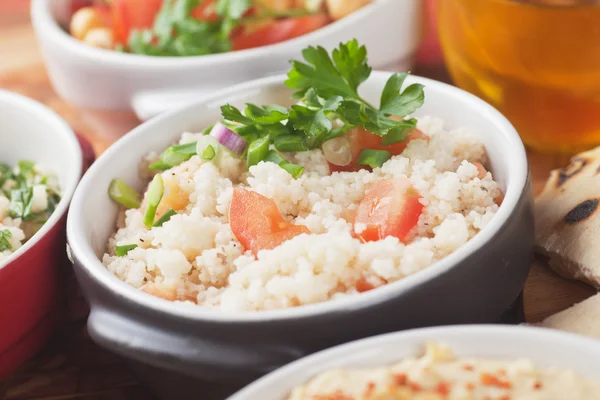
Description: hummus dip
xmin=287 ymin=343 xmax=600 ymax=400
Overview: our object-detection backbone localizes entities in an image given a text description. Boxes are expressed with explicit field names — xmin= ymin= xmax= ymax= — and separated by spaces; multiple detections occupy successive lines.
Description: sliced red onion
xmin=209 ymin=122 xmax=249 ymax=156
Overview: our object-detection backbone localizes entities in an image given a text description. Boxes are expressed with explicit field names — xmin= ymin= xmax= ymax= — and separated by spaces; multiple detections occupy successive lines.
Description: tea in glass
xmin=437 ymin=0 xmax=600 ymax=153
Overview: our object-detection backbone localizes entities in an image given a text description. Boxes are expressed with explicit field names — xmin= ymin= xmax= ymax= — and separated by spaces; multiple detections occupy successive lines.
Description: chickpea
xmin=83 ymin=28 xmax=115 ymax=50
xmin=325 ymin=0 xmax=372 ymax=20
xmin=70 ymin=7 xmax=107 ymax=41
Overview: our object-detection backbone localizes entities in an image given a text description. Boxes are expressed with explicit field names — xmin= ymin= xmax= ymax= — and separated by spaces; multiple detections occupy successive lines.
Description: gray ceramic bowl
xmin=66 ymin=72 xmax=534 ymax=399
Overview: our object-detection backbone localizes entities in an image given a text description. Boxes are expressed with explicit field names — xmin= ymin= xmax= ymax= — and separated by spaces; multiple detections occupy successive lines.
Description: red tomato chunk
xmin=354 ymin=179 xmax=423 ymax=243
xmin=230 ymin=188 xmax=309 ymax=255
xmin=329 ymin=127 xmax=429 ymax=173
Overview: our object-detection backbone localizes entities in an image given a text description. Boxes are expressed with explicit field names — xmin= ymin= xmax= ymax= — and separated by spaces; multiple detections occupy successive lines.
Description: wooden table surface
xmin=0 ymin=2 xmax=597 ymax=399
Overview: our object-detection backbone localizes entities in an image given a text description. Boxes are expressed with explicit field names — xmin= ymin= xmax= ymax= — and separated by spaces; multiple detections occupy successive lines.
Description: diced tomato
xmin=354 ymin=179 xmax=423 ymax=243
xmin=232 ymin=14 xmax=331 ymax=51
xmin=230 ymin=188 xmax=310 ymax=255
xmin=111 ymin=0 xmax=163 ymax=45
xmin=329 ymin=127 xmax=429 ymax=173
xmin=355 ymin=278 xmax=375 ymax=293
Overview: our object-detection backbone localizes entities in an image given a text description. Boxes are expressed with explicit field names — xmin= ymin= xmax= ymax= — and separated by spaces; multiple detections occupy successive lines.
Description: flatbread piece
xmin=535 ymin=147 xmax=600 ymax=288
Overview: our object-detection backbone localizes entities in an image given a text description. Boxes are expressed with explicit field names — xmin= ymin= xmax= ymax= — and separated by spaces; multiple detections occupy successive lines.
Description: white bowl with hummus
xmin=229 ymin=325 xmax=600 ymax=400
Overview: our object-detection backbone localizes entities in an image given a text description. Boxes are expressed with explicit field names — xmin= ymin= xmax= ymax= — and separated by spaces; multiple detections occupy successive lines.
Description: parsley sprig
xmin=219 ymin=39 xmax=425 ymax=170
xmin=148 ymin=40 xmax=425 ymax=177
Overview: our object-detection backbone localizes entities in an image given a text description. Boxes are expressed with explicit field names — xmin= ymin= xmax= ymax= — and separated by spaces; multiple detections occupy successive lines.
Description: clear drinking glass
xmin=437 ymin=0 xmax=600 ymax=154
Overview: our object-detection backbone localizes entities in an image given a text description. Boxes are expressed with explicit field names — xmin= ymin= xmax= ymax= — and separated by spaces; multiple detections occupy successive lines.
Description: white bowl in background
xmin=229 ymin=325 xmax=600 ymax=399
xmin=30 ymin=0 xmax=423 ymax=121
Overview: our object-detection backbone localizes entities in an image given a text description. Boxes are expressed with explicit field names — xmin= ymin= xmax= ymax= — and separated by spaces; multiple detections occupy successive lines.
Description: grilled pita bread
xmin=536 ymin=293 xmax=600 ymax=340
xmin=535 ymin=147 xmax=600 ymax=288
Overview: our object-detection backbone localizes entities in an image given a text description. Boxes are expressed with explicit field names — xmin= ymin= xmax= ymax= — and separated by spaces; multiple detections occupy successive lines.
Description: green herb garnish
xmin=263 ymin=150 xmax=287 ymax=166
xmin=116 ymin=244 xmax=138 ymax=257
xmin=357 ymin=149 xmax=391 ymax=169
xmin=274 ymin=135 xmax=308 ymax=153
xmin=280 ymin=163 xmax=305 ymax=178
xmin=201 ymin=145 xmax=216 ymax=161
xmin=8 ymin=187 xmax=34 ymax=220
xmin=127 ymin=0 xmax=318 ymax=57
xmin=160 ymin=142 xmax=198 ymax=168
xmin=143 ymin=174 xmax=165 ymax=228
xmin=218 ymin=39 xmax=425 ymax=177
xmin=153 ymin=209 xmax=177 ymax=227
xmin=247 ymin=136 xmax=270 ymax=167
xmin=109 ymin=178 xmax=141 ymax=209
xmin=0 ymin=229 xmax=12 ymax=252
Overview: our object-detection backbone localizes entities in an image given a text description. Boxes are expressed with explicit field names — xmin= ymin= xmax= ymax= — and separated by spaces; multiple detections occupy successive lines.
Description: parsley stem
xmin=358 ymin=96 xmax=376 ymax=110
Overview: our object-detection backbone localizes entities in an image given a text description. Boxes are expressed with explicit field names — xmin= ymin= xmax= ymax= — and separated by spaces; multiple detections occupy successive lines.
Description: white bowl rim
xmin=0 ymin=90 xmax=83 ymax=270
xmin=31 ymin=0 xmax=394 ymax=68
xmin=66 ymin=71 xmax=529 ymax=323
xmin=229 ymin=325 xmax=600 ymax=399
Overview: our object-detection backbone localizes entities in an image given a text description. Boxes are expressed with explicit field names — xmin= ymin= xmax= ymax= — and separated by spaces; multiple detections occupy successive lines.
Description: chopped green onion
xmin=116 ymin=244 xmax=138 ymax=257
xmin=274 ymin=135 xmax=308 ymax=153
xmin=202 ymin=145 xmax=216 ymax=161
xmin=247 ymin=136 xmax=270 ymax=167
xmin=161 ymin=142 xmax=198 ymax=167
xmin=153 ymin=209 xmax=177 ymax=227
xmin=143 ymin=174 xmax=164 ymax=228
xmin=149 ymin=160 xmax=172 ymax=171
xmin=381 ymin=127 xmax=410 ymax=146
xmin=357 ymin=149 xmax=391 ymax=169
xmin=280 ymin=162 xmax=304 ymax=178
xmin=196 ymin=136 xmax=222 ymax=164
xmin=109 ymin=178 xmax=141 ymax=209
xmin=264 ymin=150 xmax=287 ymax=166
xmin=0 ymin=229 xmax=12 ymax=252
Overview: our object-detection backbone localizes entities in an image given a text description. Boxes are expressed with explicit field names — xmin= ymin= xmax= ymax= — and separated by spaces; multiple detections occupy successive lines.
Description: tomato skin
xmin=355 ymin=179 xmax=423 ymax=243
xmin=111 ymin=0 xmax=163 ymax=45
xmin=329 ymin=128 xmax=429 ymax=174
xmin=232 ymin=14 xmax=331 ymax=51
xmin=230 ymin=188 xmax=310 ymax=255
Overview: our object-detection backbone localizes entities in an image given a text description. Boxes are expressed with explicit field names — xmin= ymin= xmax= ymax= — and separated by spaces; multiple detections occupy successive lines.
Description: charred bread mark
xmin=557 ymin=156 xmax=588 ymax=187
xmin=565 ymin=198 xmax=599 ymax=224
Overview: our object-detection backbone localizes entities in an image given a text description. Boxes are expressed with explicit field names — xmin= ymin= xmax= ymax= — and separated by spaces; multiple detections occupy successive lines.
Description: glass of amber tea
xmin=437 ymin=0 xmax=600 ymax=154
